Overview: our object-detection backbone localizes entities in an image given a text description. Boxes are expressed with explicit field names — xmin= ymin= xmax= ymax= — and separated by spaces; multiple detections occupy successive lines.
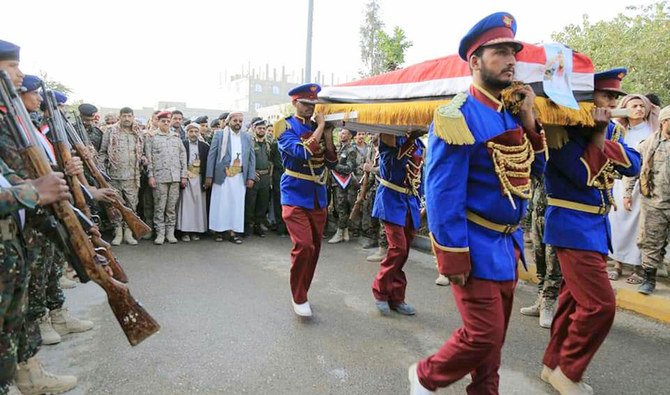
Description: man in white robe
xmin=205 ymin=112 xmax=256 ymax=243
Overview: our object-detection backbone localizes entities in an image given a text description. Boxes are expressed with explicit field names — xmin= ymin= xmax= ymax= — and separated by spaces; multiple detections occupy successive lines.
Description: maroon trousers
xmin=543 ymin=248 xmax=615 ymax=382
xmin=417 ymin=248 xmax=520 ymax=394
xmin=372 ymin=218 xmax=415 ymax=305
xmin=282 ymin=205 xmax=327 ymax=304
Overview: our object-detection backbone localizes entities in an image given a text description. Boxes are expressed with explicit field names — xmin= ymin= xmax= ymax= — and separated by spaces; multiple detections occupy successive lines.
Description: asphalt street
xmin=41 ymin=234 xmax=670 ymax=394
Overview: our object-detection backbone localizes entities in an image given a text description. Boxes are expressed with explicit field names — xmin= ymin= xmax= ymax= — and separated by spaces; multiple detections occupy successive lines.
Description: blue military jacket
xmin=544 ymin=122 xmax=641 ymax=254
xmin=426 ymin=85 xmax=546 ymax=281
xmin=276 ymin=116 xmax=337 ymax=210
xmin=372 ymin=135 xmax=424 ymax=229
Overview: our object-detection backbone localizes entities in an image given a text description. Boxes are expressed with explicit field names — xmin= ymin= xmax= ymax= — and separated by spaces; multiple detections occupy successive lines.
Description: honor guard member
xmin=371 ymin=131 xmax=424 ymax=316
xmin=244 ymin=119 xmax=272 ymax=237
xmin=275 ymin=83 xmax=337 ymax=317
xmin=410 ymin=13 xmax=547 ymax=394
xmin=0 ymin=39 xmax=79 ymax=395
xmin=540 ymin=71 xmax=641 ymax=394
xmin=78 ymin=103 xmax=104 ymax=152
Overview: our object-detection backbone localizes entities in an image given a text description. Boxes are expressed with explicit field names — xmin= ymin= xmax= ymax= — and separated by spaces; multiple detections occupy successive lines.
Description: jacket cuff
xmin=14 ymin=183 xmax=39 ymax=209
xmin=603 ymin=140 xmax=632 ymax=168
xmin=430 ymin=233 xmax=471 ymax=275
xmin=324 ymin=147 xmax=337 ymax=163
xmin=580 ymin=142 xmax=609 ymax=186
xmin=302 ymin=137 xmax=320 ymax=156
xmin=525 ymin=123 xmax=545 ymax=152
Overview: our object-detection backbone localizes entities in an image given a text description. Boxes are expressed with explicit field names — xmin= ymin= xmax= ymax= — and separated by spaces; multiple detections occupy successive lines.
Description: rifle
xmin=0 ymin=71 xmax=159 ymax=346
xmin=68 ymin=114 xmax=151 ymax=239
xmin=349 ymin=171 xmax=370 ymax=221
xmin=42 ymin=87 xmax=129 ymax=283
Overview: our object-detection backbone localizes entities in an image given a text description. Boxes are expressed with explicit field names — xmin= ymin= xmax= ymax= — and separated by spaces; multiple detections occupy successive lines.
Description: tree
xmin=38 ymin=70 xmax=73 ymax=96
xmin=552 ymin=1 xmax=670 ymax=105
xmin=359 ymin=0 xmax=385 ymax=77
xmin=377 ymin=26 xmax=413 ymax=72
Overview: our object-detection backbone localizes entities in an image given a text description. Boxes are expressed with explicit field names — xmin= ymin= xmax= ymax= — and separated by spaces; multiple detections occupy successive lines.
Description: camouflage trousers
xmin=638 ymin=203 xmax=670 ymax=270
xmin=362 ymin=185 xmax=387 ymax=248
xmin=18 ymin=236 xmax=65 ymax=363
xmin=532 ymin=207 xmax=562 ymax=300
xmin=139 ymin=175 xmax=154 ymax=232
xmin=152 ymin=182 xmax=180 ymax=234
xmin=0 ymin=239 xmax=28 ymax=391
xmin=109 ymin=178 xmax=139 ymax=228
xmin=334 ymin=185 xmax=358 ymax=230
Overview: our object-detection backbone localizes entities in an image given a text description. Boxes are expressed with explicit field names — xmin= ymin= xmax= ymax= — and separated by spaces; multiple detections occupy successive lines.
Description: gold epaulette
xmin=433 ymin=92 xmax=475 ymax=145
xmin=610 ymin=122 xmax=626 ymax=142
xmin=544 ymin=125 xmax=569 ymax=149
xmin=273 ymin=118 xmax=288 ymax=139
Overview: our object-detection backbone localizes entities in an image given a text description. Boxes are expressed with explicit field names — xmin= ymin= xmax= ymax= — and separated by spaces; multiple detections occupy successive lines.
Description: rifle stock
xmin=0 ymin=72 xmax=159 ymax=346
xmin=349 ymin=171 xmax=370 ymax=221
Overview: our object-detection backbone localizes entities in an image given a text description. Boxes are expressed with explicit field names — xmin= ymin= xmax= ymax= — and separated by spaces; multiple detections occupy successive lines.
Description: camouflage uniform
xmin=245 ymin=138 xmax=272 ymax=233
xmin=144 ymin=131 xmax=187 ymax=237
xmin=98 ymin=124 xmax=144 ymax=226
xmin=359 ymin=143 xmax=377 ymax=239
xmin=270 ymin=140 xmax=286 ymax=234
xmin=86 ymin=124 xmax=104 ymax=152
xmin=0 ymin=156 xmax=37 ymax=392
xmin=530 ymin=175 xmax=562 ymax=300
xmin=333 ymin=141 xmax=362 ymax=232
xmin=627 ymin=135 xmax=670 ymax=272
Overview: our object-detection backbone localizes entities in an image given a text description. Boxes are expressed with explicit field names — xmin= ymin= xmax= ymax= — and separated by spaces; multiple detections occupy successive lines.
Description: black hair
xmin=119 ymin=107 xmax=133 ymax=115
xmin=646 ymin=93 xmax=662 ymax=107
xmin=171 ymin=110 xmax=183 ymax=117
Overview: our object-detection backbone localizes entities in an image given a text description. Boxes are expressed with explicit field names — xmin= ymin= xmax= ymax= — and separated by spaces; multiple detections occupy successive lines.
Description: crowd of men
xmin=2 ymin=8 xmax=670 ymax=395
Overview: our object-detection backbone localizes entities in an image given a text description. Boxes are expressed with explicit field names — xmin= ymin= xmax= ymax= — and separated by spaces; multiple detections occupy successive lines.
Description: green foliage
xmin=377 ymin=26 xmax=413 ymax=72
xmin=552 ymin=1 xmax=670 ymax=105
xmin=38 ymin=70 xmax=73 ymax=95
xmin=359 ymin=0 xmax=385 ymax=77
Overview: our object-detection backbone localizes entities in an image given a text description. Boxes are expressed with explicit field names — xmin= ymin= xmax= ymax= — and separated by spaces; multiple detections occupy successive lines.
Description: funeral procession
xmin=2 ymin=0 xmax=670 ymax=394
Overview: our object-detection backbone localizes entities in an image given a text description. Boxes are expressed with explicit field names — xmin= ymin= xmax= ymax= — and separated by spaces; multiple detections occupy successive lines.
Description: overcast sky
xmin=1 ymin=0 xmax=649 ymax=109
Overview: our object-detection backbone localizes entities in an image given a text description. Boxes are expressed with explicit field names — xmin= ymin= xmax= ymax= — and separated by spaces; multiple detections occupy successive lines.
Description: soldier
xmin=170 ymin=110 xmax=186 ymax=140
xmin=624 ymin=105 xmax=670 ymax=295
xmin=328 ymin=129 xmax=359 ymax=244
xmin=244 ymin=119 xmax=273 ymax=237
xmin=270 ymin=129 xmax=287 ymax=236
xmin=98 ymin=107 xmax=146 ymax=246
xmin=0 ymin=39 xmax=79 ymax=394
xmin=275 ymin=83 xmax=337 ymax=317
xmin=541 ymin=81 xmax=641 ymax=393
xmin=410 ymin=13 xmax=546 ymax=394
xmin=519 ymin=174 xmax=562 ymax=328
xmin=145 ymin=111 xmax=187 ymax=245
xmin=371 ymin=131 xmax=425 ymax=316
xmin=78 ymin=103 xmax=104 ymax=152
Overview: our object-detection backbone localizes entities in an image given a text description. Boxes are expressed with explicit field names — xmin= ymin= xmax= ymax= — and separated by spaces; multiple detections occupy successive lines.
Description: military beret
xmin=458 ymin=12 xmax=523 ymax=61
xmin=594 ymin=68 xmax=627 ymax=96
xmin=78 ymin=103 xmax=98 ymax=117
xmin=210 ymin=119 xmax=220 ymax=128
xmin=194 ymin=115 xmax=209 ymax=124
xmin=41 ymin=90 xmax=68 ymax=105
xmin=0 ymin=40 xmax=20 ymax=61
xmin=20 ymin=75 xmax=42 ymax=93
xmin=156 ymin=111 xmax=171 ymax=120
xmin=218 ymin=112 xmax=230 ymax=120
xmin=288 ymin=83 xmax=321 ymax=104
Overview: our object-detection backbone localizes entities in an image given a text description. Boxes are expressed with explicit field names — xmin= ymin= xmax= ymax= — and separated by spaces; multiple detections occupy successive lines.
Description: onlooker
xmin=170 ymin=110 xmax=186 ymax=140
xmin=244 ymin=119 xmax=273 ymax=237
xmin=609 ymin=94 xmax=659 ymax=283
xmin=145 ymin=111 xmax=187 ymax=245
xmin=328 ymin=128 xmax=358 ymax=244
xmin=178 ymin=123 xmax=210 ymax=241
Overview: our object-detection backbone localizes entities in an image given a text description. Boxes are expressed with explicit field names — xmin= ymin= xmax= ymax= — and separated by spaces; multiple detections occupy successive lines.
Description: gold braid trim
xmin=591 ymin=160 xmax=618 ymax=211
xmin=487 ymin=135 xmax=534 ymax=200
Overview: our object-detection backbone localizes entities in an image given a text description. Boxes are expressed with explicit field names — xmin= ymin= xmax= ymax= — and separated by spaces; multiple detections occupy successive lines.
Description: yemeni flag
xmin=317 ymin=42 xmax=595 ymax=128
xmin=330 ymin=170 xmax=352 ymax=189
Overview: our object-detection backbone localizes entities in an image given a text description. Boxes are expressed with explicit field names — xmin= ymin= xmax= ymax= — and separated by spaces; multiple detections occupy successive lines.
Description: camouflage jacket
xmin=144 ymin=131 xmax=187 ymax=183
xmin=334 ymin=142 xmax=366 ymax=180
xmin=98 ymin=123 xmax=144 ymax=181
xmin=0 ymin=156 xmax=39 ymax=217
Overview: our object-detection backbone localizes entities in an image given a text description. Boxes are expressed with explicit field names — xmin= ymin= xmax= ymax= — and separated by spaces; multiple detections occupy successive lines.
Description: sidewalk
xmin=411 ymin=235 xmax=670 ymax=323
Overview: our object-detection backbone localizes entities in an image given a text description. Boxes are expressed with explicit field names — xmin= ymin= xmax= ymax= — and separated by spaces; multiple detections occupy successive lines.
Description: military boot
xmin=50 ymin=308 xmax=93 ymax=336
xmin=637 ymin=268 xmax=657 ymax=295
xmin=111 ymin=226 xmax=123 ymax=246
xmin=366 ymin=246 xmax=387 ymax=262
xmin=37 ymin=315 xmax=61 ymax=345
xmin=14 ymin=357 xmax=77 ymax=395
xmin=361 ymin=237 xmax=378 ymax=249
xmin=142 ymin=231 xmax=153 ymax=240
xmin=539 ymin=297 xmax=556 ymax=328
xmin=124 ymin=228 xmax=138 ymax=245
xmin=328 ymin=229 xmax=344 ymax=244
xmin=166 ymin=227 xmax=178 ymax=244
xmin=154 ymin=231 xmax=165 ymax=245
xmin=59 ymin=275 xmax=77 ymax=289
xmin=520 ymin=294 xmax=541 ymax=317
xmin=343 ymin=228 xmax=350 ymax=242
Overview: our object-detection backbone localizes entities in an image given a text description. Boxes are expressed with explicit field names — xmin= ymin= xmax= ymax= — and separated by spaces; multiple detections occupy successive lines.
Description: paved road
xmin=41 ymin=235 xmax=670 ymax=394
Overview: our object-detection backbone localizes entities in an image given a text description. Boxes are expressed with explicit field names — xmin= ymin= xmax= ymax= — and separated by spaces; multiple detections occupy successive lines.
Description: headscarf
xmin=618 ymin=94 xmax=660 ymax=132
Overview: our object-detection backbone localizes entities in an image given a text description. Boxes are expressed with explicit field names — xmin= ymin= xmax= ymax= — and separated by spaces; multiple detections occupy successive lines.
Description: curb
xmin=412 ymin=238 xmax=670 ymax=324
